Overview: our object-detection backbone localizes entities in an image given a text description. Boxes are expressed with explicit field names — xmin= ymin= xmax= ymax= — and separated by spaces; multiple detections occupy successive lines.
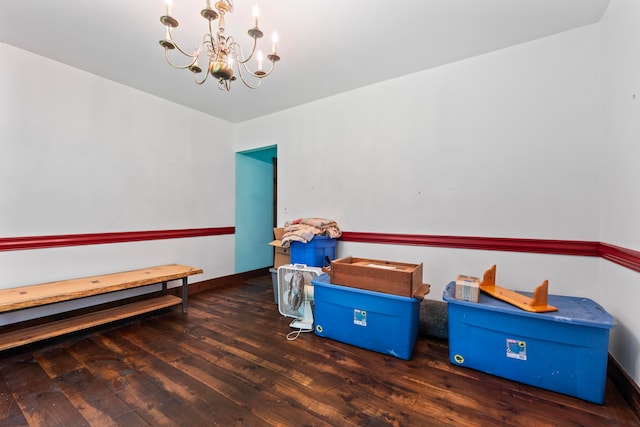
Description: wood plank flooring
xmin=0 ymin=275 xmax=637 ymax=426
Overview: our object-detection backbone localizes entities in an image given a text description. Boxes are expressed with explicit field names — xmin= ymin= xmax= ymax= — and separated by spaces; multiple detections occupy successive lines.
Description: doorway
xmin=234 ymin=146 xmax=277 ymax=273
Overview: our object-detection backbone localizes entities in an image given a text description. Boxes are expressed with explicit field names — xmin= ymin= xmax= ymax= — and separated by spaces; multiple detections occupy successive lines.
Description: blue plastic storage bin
xmin=312 ymin=274 xmax=420 ymax=360
xmin=443 ymin=282 xmax=615 ymax=404
xmin=290 ymin=236 xmax=336 ymax=267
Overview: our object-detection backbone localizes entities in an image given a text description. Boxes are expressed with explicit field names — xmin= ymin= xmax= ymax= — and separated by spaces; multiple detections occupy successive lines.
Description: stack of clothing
xmin=281 ymin=218 xmax=341 ymax=246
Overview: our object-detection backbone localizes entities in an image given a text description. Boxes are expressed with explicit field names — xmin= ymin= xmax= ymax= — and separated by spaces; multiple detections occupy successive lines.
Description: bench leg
xmin=181 ymin=277 xmax=188 ymax=313
xmin=162 ymin=281 xmax=167 ymax=294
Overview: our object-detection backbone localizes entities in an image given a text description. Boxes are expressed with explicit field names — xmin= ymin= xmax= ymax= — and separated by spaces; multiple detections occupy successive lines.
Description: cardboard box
xmin=454 ymin=274 xmax=480 ymax=303
xmin=443 ymin=282 xmax=615 ymax=404
xmin=329 ymin=256 xmax=428 ymax=298
xmin=268 ymin=227 xmax=290 ymax=268
xmin=312 ymin=274 xmax=420 ymax=360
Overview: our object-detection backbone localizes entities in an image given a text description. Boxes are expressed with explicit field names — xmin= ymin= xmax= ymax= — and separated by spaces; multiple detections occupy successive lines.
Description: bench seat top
xmin=0 ymin=264 xmax=203 ymax=313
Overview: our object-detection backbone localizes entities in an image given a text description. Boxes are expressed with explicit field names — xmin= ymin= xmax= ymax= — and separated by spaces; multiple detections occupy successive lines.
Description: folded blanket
xmin=281 ymin=217 xmax=341 ymax=246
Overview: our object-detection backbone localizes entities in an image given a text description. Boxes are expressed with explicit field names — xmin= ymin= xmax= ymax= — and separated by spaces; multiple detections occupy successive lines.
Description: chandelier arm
xmin=234 ymin=62 xmax=263 ymax=89
xmin=163 ymin=48 xmax=199 ymax=70
xmin=237 ymin=55 xmax=276 ymax=80
xmin=194 ymin=68 xmax=210 ymax=85
xmin=228 ymin=38 xmax=258 ymax=65
xmin=175 ymin=28 xmax=216 ymax=57
xmin=236 ymin=72 xmax=263 ymax=89
xmin=257 ymin=60 xmax=277 ymax=78
xmin=165 ymin=26 xmax=195 ymax=58
xmin=171 ymin=44 xmax=198 ymax=58
xmin=164 ymin=33 xmax=216 ymax=71
xmin=208 ymin=18 xmax=214 ymax=36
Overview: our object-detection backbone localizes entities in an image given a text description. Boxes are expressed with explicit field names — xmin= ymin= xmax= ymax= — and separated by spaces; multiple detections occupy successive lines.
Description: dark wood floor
xmin=0 ymin=275 xmax=638 ymax=427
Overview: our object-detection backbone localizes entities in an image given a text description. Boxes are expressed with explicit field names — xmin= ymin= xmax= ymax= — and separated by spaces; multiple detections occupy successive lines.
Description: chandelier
xmin=159 ymin=0 xmax=280 ymax=91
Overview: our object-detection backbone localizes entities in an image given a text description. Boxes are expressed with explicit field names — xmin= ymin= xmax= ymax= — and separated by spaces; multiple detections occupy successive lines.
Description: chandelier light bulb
xmin=271 ymin=32 xmax=278 ymax=53
xmin=253 ymin=5 xmax=259 ymax=28
xmin=165 ymin=0 xmax=173 ymax=17
xmin=257 ymin=51 xmax=263 ymax=71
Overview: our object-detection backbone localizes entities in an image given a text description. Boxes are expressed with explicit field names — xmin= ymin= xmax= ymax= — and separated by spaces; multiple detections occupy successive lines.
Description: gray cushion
xmin=419 ymin=299 xmax=448 ymax=339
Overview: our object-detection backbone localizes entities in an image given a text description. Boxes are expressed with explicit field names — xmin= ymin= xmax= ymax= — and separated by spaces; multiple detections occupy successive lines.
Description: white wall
xmin=244 ymin=25 xmax=600 ymax=242
xmin=238 ymin=23 xmax=640 ymax=388
xmin=600 ymin=0 xmax=640 ymax=249
xmin=0 ymin=44 xmax=236 ymax=308
xmin=238 ymin=24 xmax=602 ymax=294
xmin=599 ymin=0 xmax=640 ymax=385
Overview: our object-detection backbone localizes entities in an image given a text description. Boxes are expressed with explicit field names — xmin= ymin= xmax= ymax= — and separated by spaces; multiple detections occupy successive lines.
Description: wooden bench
xmin=0 ymin=264 xmax=203 ymax=351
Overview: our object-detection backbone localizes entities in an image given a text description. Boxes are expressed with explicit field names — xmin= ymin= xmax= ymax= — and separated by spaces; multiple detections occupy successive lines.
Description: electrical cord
xmin=286 ymin=323 xmax=313 ymax=341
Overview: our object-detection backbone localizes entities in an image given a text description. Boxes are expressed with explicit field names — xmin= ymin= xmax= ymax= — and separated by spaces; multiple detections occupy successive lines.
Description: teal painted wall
xmin=235 ymin=146 xmax=276 ymax=272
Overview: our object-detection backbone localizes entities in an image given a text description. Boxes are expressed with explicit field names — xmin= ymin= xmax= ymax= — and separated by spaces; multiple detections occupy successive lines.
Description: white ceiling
xmin=0 ymin=0 xmax=610 ymax=123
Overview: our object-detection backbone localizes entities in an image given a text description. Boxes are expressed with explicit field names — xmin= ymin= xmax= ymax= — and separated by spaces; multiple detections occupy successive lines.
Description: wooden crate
xmin=329 ymin=256 xmax=428 ymax=298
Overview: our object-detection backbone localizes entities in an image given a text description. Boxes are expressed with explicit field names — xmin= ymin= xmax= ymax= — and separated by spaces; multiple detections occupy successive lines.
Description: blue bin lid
xmin=290 ymin=235 xmax=335 ymax=243
xmin=443 ymin=281 xmax=615 ymax=329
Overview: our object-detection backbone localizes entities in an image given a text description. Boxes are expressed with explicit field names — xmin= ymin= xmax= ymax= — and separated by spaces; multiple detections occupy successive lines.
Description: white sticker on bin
xmin=354 ymin=309 xmax=367 ymax=326
xmin=506 ymin=339 xmax=527 ymax=361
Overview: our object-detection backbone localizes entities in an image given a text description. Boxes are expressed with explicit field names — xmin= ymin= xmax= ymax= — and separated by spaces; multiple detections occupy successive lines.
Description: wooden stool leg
xmin=181 ymin=277 xmax=188 ymax=313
